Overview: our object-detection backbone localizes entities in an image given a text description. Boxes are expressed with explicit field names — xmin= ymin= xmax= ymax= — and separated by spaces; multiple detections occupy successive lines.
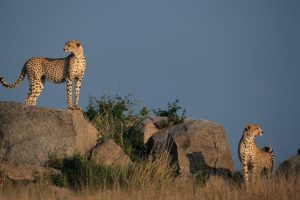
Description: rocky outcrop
xmin=276 ymin=153 xmax=300 ymax=179
xmin=0 ymin=162 xmax=59 ymax=183
xmin=0 ymin=101 xmax=98 ymax=166
xmin=146 ymin=119 xmax=235 ymax=176
xmin=90 ymin=139 xmax=132 ymax=168
xmin=0 ymin=101 xmax=236 ymax=187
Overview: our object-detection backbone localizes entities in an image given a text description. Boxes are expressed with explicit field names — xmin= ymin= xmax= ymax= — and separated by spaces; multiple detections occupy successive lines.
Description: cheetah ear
xmin=244 ymin=126 xmax=250 ymax=132
xmin=76 ymin=42 xmax=81 ymax=47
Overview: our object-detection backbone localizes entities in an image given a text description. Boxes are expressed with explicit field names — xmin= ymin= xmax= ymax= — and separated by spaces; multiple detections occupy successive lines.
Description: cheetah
xmin=0 ymin=40 xmax=86 ymax=110
xmin=238 ymin=124 xmax=274 ymax=183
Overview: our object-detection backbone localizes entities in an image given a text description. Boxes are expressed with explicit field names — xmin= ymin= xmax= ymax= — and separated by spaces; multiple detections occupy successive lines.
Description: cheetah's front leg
xmin=252 ymin=164 xmax=258 ymax=182
xmin=242 ymin=160 xmax=250 ymax=183
xmin=74 ymin=79 xmax=82 ymax=110
xmin=66 ymin=79 xmax=73 ymax=110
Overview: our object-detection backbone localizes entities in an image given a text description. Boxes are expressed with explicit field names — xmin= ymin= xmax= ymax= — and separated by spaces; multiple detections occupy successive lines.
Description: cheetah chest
xmin=69 ymin=59 xmax=86 ymax=80
xmin=240 ymin=141 xmax=257 ymax=160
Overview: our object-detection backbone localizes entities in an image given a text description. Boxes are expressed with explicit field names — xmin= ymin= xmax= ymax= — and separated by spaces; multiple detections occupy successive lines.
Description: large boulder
xmin=276 ymin=153 xmax=300 ymax=179
xmin=147 ymin=119 xmax=235 ymax=176
xmin=0 ymin=101 xmax=98 ymax=166
xmin=90 ymin=139 xmax=132 ymax=168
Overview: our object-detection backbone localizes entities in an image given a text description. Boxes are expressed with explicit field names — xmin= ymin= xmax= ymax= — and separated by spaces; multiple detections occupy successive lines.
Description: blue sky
xmin=0 ymin=0 xmax=299 ymax=169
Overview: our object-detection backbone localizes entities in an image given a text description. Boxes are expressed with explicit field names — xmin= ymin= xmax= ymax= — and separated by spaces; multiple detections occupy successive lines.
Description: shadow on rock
xmin=187 ymin=152 xmax=242 ymax=186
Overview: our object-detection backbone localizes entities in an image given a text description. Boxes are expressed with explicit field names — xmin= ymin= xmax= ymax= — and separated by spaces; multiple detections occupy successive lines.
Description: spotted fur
xmin=0 ymin=40 xmax=86 ymax=110
xmin=238 ymin=124 xmax=274 ymax=183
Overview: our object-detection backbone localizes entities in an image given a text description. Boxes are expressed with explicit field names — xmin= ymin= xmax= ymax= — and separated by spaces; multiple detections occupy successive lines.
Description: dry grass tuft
xmin=125 ymin=151 xmax=176 ymax=191
xmin=1 ymin=172 xmax=299 ymax=200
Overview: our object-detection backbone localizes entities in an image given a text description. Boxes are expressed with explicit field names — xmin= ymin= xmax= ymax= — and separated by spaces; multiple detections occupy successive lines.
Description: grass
xmin=0 ymin=175 xmax=299 ymax=200
xmin=2 ymin=152 xmax=298 ymax=200
xmin=46 ymin=151 xmax=176 ymax=191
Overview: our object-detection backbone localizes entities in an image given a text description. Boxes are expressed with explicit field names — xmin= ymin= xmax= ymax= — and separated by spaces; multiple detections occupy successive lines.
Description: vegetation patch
xmin=84 ymin=94 xmax=149 ymax=161
xmin=153 ymin=99 xmax=186 ymax=128
xmin=49 ymin=154 xmax=127 ymax=190
xmin=48 ymin=151 xmax=176 ymax=191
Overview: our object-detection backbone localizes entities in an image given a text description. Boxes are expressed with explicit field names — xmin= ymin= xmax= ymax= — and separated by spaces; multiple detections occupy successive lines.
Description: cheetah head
xmin=63 ymin=40 xmax=83 ymax=56
xmin=243 ymin=124 xmax=264 ymax=138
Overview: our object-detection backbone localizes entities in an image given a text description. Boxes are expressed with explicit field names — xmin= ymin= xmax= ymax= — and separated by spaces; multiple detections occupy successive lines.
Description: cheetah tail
xmin=262 ymin=146 xmax=273 ymax=153
xmin=0 ymin=66 xmax=26 ymax=89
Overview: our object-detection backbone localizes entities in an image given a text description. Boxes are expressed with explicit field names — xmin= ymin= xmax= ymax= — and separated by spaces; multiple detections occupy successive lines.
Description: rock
xmin=134 ymin=117 xmax=193 ymax=144
xmin=134 ymin=118 xmax=159 ymax=144
xmin=0 ymin=184 xmax=78 ymax=200
xmin=276 ymin=154 xmax=300 ymax=179
xmin=152 ymin=117 xmax=169 ymax=129
xmin=147 ymin=119 xmax=235 ymax=176
xmin=0 ymin=162 xmax=59 ymax=183
xmin=90 ymin=139 xmax=132 ymax=168
xmin=0 ymin=101 xmax=98 ymax=166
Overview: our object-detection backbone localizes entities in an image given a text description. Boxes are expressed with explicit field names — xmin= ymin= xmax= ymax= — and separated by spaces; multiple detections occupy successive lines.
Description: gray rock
xmin=134 ymin=117 xmax=159 ymax=144
xmin=0 ymin=101 xmax=98 ymax=166
xmin=147 ymin=119 xmax=235 ymax=176
xmin=90 ymin=139 xmax=132 ymax=168
xmin=276 ymin=154 xmax=300 ymax=179
xmin=134 ymin=116 xmax=190 ymax=144
xmin=0 ymin=162 xmax=60 ymax=183
xmin=152 ymin=116 xmax=169 ymax=129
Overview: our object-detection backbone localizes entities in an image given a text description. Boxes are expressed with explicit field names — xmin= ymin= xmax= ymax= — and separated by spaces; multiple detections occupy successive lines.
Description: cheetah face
xmin=243 ymin=124 xmax=264 ymax=138
xmin=63 ymin=40 xmax=82 ymax=55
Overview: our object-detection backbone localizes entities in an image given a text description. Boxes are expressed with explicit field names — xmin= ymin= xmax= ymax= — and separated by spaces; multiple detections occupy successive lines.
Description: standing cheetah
xmin=0 ymin=40 xmax=86 ymax=110
xmin=238 ymin=124 xmax=274 ymax=183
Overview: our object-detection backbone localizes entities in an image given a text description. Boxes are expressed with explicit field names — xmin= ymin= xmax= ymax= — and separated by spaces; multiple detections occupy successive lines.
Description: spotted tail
xmin=0 ymin=66 xmax=26 ymax=89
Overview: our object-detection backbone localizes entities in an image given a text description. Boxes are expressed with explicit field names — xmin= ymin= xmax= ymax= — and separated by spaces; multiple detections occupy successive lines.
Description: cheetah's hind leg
xmin=26 ymin=78 xmax=45 ymax=106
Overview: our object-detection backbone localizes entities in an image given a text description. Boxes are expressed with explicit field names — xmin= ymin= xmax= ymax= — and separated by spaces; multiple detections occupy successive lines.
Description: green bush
xmin=50 ymin=173 xmax=65 ymax=188
xmin=153 ymin=99 xmax=186 ymax=128
xmin=50 ymin=154 xmax=127 ymax=190
xmin=84 ymin=95 xmax=187 ymax=161
xmin=84 ymin=94 xmax=149 ymax=161
xmin=123 ymin=127 xmax=147 ymax=161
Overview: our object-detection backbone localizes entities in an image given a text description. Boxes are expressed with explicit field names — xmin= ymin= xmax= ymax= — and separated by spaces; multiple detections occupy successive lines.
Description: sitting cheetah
xmin=0 ymin=40 xmax=86 ymax=110
xmin=238 ymin=124 xmax=274 ymax=183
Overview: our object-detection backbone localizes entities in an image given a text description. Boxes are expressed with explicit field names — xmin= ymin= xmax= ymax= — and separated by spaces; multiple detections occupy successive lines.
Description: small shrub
xmin=50 ymin=173 xmax=65 ymax=188
xmin=153 ymin=99 xmax=186 ymax=128
xmin=84 ymin=94 xmax=149 ymax=161
xmin=49 ymin=154 xmax=128 ymax=190
xmin=123 ymin=128 xmax=147 ymax=161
